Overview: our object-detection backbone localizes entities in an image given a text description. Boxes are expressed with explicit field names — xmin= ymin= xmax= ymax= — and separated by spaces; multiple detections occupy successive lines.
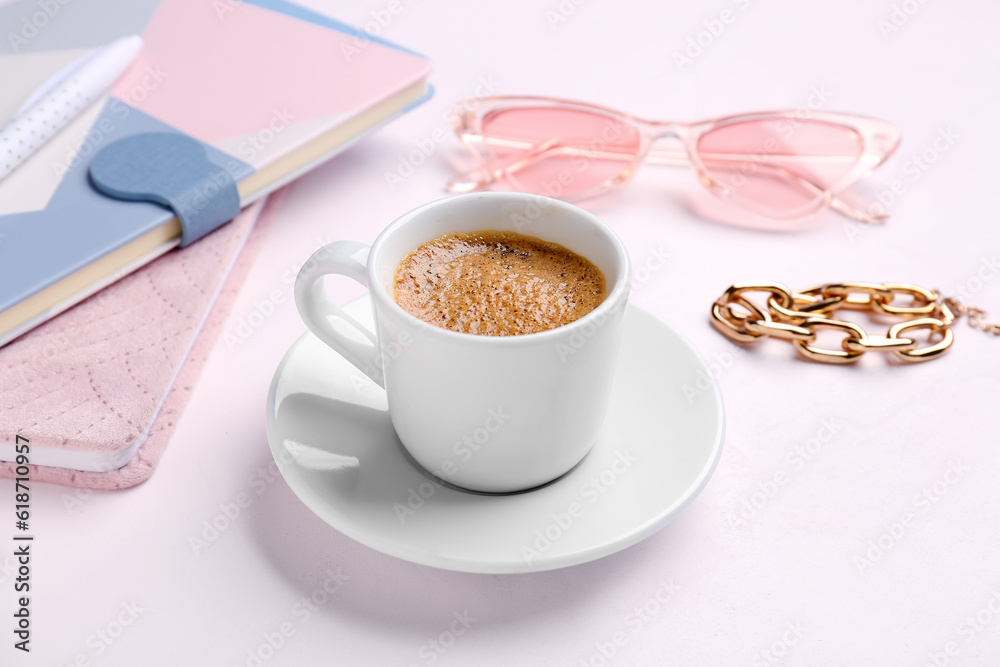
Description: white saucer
xmin=265 ymin=297 xmax=725 ymax=574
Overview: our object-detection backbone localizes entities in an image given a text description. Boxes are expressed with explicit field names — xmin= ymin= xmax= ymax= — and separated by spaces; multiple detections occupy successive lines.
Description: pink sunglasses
xmin=447 ymin=96 xmax=902 ymax=224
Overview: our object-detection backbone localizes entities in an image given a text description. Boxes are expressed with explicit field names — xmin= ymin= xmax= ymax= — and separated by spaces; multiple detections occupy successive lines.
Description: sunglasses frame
xmin=448 ymin=96 xmax=903 ymax=223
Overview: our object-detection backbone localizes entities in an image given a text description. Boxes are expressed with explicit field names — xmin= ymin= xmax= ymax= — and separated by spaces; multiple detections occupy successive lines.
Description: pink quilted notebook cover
xmin=0 ymin=190 xmax=283 ymax=489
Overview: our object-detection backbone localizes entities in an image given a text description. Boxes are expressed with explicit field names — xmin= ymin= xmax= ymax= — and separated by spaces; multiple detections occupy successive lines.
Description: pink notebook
xmin=0 ymin=191 xmax=282 ymax=489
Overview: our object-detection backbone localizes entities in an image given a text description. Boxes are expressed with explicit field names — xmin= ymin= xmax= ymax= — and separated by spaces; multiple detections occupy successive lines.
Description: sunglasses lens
xmin=478 ymin=108 xmax=641 ymax=199
xmin=696 ymin=119 xmax=864 ymax=217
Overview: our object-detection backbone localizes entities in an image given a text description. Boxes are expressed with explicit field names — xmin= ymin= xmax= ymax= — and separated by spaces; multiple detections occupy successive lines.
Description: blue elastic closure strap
xmin=89 ymin=132 xmax=242 ymax=247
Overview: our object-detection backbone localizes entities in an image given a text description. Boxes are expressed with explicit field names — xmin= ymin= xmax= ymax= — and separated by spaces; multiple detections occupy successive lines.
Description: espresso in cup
xmin=295 ymin=192 xmax=630 ymax=491
xmin=393 ymin=230 xmax=606 ymax=336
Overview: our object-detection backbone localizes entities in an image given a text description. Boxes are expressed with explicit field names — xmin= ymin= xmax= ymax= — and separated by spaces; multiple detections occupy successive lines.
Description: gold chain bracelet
xmin=710 ymin=281 xmax=999 ymax=364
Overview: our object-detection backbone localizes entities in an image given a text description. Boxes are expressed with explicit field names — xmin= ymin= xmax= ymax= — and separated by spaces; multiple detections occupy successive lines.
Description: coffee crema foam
xmin=393 ymin=230 xmax=606 ymax=336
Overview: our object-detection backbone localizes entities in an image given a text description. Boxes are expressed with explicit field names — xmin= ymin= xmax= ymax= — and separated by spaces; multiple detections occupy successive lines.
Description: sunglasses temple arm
xmin=450 ymin=140 xmax=889 ymax=223
xmin=446 ymin=166 xmax=493 ymax=194
xmin=827 ymin=189 xmax=888 ymax=224
xmin=764 ymin=159 xmax=888 ymax=223
xmin=780 ymin=170 xmax=890 ymax=224
xmin=698 ymin=154 xmax=889 ymax=224
xmin=447 ymin=138 xmax=579 ymax=194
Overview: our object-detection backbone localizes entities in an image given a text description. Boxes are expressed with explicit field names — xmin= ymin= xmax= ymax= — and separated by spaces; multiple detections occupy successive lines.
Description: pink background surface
xmin=4 ymin=0 xmax=1000 ymax=665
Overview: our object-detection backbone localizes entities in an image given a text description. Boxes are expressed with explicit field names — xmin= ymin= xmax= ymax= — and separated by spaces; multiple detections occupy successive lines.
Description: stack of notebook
xmin=0 ymin=0 xmax=433 ymax=488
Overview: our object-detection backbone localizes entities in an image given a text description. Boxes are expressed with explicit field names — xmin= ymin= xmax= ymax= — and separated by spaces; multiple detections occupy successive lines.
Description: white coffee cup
xmin=294 ymin=192 xmax=631 ymax=493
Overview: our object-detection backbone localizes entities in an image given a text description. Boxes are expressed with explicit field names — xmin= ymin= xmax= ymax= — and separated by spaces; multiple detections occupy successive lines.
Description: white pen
xmin=0 ymin=34 xmax=143 ymax=181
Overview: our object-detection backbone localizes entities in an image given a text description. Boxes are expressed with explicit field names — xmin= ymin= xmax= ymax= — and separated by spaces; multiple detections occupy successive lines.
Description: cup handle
xmin=294 ymin=241 xmax=385 ymax=387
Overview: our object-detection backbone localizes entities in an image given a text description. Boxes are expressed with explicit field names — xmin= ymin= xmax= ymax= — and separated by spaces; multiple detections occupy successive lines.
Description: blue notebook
xmin=0 ymin=0 xmax=433 ymax=347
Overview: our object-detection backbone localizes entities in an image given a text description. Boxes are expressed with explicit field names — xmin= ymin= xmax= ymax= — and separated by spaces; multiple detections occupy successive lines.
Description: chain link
xmin=943 ymin=297 xmax=1000 ymax=335
xmin=710 ymin=281 xmax=995 ymax=364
